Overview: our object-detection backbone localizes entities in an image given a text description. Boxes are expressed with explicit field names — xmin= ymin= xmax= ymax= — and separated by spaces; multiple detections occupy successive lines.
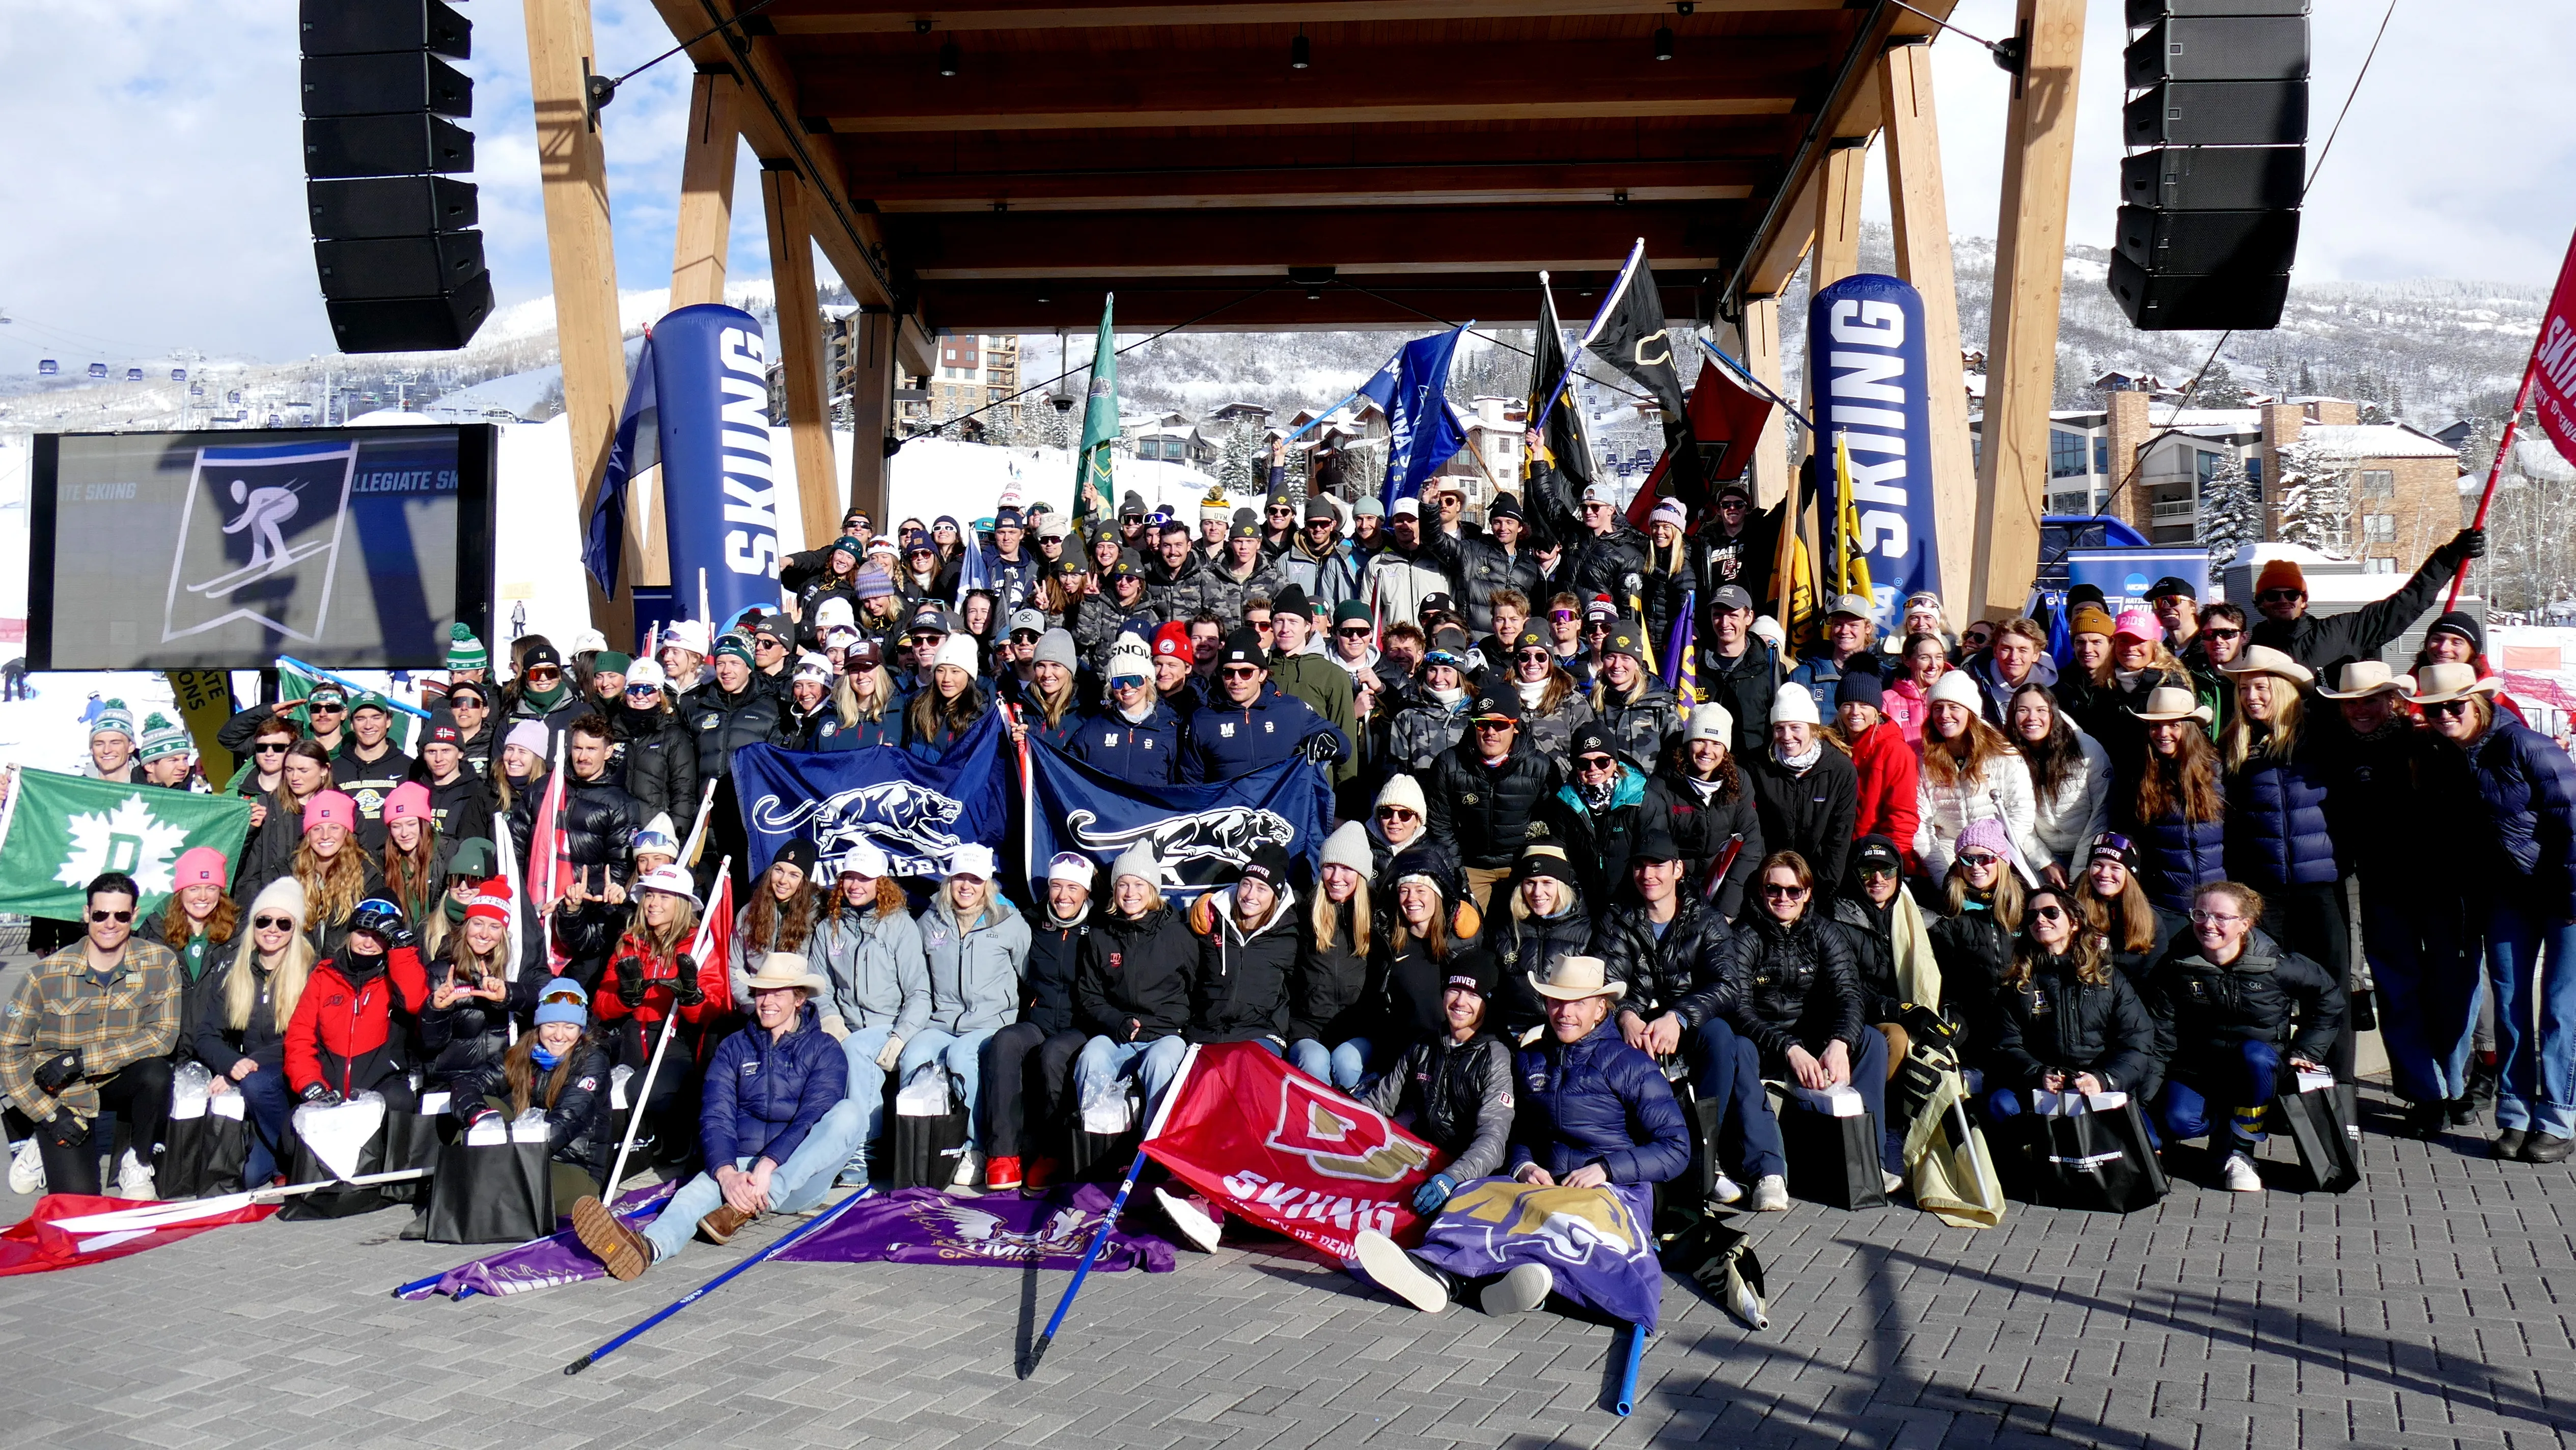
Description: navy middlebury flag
xmin=1025 ymin=745 xmax=1332 ymax=901
xmin=730 ymin=712 xmax=1012 ymax=878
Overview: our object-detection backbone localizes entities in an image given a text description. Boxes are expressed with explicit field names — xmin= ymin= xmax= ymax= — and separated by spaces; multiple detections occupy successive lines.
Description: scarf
xmin=1776 ymin=740 xmax=1823 ymax=773
xmin=1516 ymin=677 xmax=1548 ymax=708
xmin=1427 ymin=684 xmax=1465 ymax=709
xmin=518 ymin=680 xmax=570 ymax=713
xmin=1117 ymin=696 xmax=1156 ymax=725
xmin=531 ymin=1045 xmax=563 ymax=1071
xmin=1578 ymin=775 xmax=1618 ymax=811
xmin=1685 ymin=773 xmax=1723 ymax=803
xmin=1884 ymin=887 xmax=1941 ymax=1011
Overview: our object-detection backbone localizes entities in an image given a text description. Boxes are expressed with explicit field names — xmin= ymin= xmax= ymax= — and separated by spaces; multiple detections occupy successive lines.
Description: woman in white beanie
xmin=1073 ymin=844 xmax=1198 ymax=1118
xmin=1288 ymin=820 xmax=1379 ymax=1089
xmin=1644 ymin=701 xmax=1765 ymax=919
xmin=1748 ymin=685 xmax=1861 ymax=886
xmin=1364 ymin=773 xmax=1458 ymax=895
xmin=905 ymin=844 xmax=1030 ymax=1188
xmin=1913 ymin=668 xmax=2042 ymax=882
xmin=903 ymin=630 xmax=990 ymax=762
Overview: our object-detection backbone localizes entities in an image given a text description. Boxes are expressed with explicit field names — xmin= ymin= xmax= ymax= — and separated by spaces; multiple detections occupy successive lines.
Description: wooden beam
xmin=796 ymin=39 xmax=1823 ymax=133
xmin=767 ymin=0 xmax=1851 ymax=34
xmin=1734 ymin=296 xmax=1791 ymax=509
xmin=910 ymin=272 xmax=1722 ymax=330
xmin=1879 ymin=41 xmax=1976 ymax=628
xmin=670 ymin=70 xmax=741 ymax=308
xmin=887 ymin=204 xmax=1732 ymax=279
xmin=842 ymin=119 xmax=1797 ymax=182
xmin=1809 ymin=140 xmax=1869 ymax=291
xmin=867 ymin=162 xmax=1760 ymax=212
xmin=1971 ymin=0 xmax=2084 ymax=621
xmin=842 ymin=308 xmax=898 ymax=528
xmin=522 ymin=0 xmax=630 ymax=647
xmin=762 ymin=164 xmax=844 ymax=553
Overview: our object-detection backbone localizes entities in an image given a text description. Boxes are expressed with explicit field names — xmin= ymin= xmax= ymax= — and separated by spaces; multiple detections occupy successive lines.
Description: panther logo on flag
xmin=1066 ymin=805 xmax=1294 ymax=887
xmin=750 ymin=780 xmax=965 ymax=876
xmin=1264 ymin=1076 xmax=1428 ymax=1182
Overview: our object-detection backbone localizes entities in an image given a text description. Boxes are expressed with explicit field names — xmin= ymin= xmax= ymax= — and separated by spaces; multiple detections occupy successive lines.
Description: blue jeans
xmin=1748 ymin=1028 xmax=1894 ymax=1173
xmin=2156 ymin=1039 xmax=2281 ymax=1155
xmin=2486 ymin=896 xmax=2576 ymax=1138
xmin=1075 ymin=1035 xmax=1189 ymax=1121
xmin=2364 ymin=889 xmax=2483 ymax=1105
xmin=838 ymin=1025 xmax=896 ymax=1181
xmin=1986 ymin=1083 xmax=2163 ymax=1146
xmin=900 ymin=1026 xmax=999 ymax=1150
xmin=643 ymin=1100 xmax=865 ymax=1265
xmin=1286 ymin=1037 xmax=1372 ymax=1090
xmin=1682 ymin=1018 xmax=1784 ymax=1180
xmin=232 ymin=1066 xmax=295 ymax=1190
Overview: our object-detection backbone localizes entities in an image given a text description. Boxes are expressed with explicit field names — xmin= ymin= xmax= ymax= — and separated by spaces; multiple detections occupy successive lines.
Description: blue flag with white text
xmin=1024 ymin=744 xmax=1332 ymax=901
xmin=1359 ymin=326 xmax=1470 ymax=514
xmin=730 ymin=712 xmax=1012 ymax=878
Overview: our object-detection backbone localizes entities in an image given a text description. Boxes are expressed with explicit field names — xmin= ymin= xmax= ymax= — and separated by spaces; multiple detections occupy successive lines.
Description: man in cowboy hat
xmin=2246 ymin=524 xmax=2484 ymax=677
xmin=570 ymin=953 xmax=863 ymax=1279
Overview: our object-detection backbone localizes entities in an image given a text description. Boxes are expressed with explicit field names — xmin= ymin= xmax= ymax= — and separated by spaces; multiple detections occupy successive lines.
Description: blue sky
xmin=0 ymin=0 xmax=2566 ymax=366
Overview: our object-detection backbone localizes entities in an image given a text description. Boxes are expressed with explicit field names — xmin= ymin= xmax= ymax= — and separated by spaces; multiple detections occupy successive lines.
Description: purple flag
xmin=1406 ymin=1177 xmax=1665 ymax=1331
xmin=398 ymin=1182 xmax=676 ymax=1301
xmin=773 ymin=1184 xmax=1177 ymax=1273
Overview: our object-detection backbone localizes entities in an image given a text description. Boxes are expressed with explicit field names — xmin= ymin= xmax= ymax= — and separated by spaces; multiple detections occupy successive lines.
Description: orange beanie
xmin=2255 ymin=558 xmax=2306 ymax=595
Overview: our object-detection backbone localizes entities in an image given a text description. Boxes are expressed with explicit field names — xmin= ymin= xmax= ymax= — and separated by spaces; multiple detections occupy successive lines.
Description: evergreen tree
xmin=2199 ymin=454 xmax=2264 ymax=569
xmin=2275 ymin=438 xmax=2351 ymax=557
xmin=1217 ymin=423 xmax=1258 ymax=494
xmin=2193 ymin=360 xmax=2249 ymax=409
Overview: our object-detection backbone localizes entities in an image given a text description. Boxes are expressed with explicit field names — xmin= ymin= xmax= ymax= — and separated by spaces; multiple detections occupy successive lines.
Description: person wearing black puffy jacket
xmin=681 ymin=643 xmax=785 ymax=896
xmin=449 ymin=979 xmax=617 ymax=1207
xmin=606 ymin=676 xmax=701 ymax=825
xmin=2142 ymin=881 xmax=2343 ymax=1193
xmin=1924 ymin=817 xmax=2025 ymax=1069
xmin=1980 ymin=886 xmax=2161 ymax=1129
xmin=1710 ymin=849 xmax=1891 ymax=1204
xmin=1424 ymin=687 xmax=1560 ymax=912
xmin=1643 ymin=703 xmax=1764 ymax=921
xmin=1184 ymin=846 xmax=1299 ymax=1049
xmin=1289 ymin=824 xmax=1380 ymax=1089
xmin=1484 ymin=846 xmax=1595 ymax=1041
xmin=2217 ymin=647 xmax=2349 ymax=1075
xmin=982 ymin=851 xmax=1095 ymax=1192
xmin=1073 ymin=846 xmax=1199 ymax=1118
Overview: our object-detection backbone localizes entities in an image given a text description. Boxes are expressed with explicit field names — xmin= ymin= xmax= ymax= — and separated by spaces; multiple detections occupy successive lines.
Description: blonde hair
xmin=1310 ymin=873 xmax=1373 ymax=959
xmin=1945 ymin=853 xmax=2026 ymax=933
xmin=228 ymin=878 xmax=315 ymax=1031
xmin=2221 ymin=676 xmax=2308 ymax=771
xmin=293 ymin=834 xmax=372 ymax=931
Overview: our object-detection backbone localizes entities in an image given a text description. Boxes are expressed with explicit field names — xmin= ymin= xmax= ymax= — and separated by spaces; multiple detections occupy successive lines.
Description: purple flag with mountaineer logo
xmin=1407 ymin=1177 xmax=1665 ymax=1330
xmin=773 ymin=1184 xmax=1177 ymax=1273
xmin=397 ymin=1182 xmax=676 ymax=1301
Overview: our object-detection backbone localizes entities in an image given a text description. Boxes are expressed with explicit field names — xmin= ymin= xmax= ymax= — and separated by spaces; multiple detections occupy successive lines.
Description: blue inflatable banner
xmin=730 ymin=712 xmax=1013 ymax=879
xmin=1025 ymin=744 xmax=1333 ymax=901
xmin=1808 ymin=274 xmax=1942 ymax=631
xmin=588 ymin=303 xmax=785 ymax=635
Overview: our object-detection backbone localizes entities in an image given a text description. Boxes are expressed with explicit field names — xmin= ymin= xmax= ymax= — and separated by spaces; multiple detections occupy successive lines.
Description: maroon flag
xmin=2456 ymin=226 xmax=2576 ymax=610
xmin=0 ymin=1194 xmax=278 ymax=1276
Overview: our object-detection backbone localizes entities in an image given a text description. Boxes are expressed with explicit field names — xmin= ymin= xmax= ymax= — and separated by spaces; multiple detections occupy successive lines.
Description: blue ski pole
xmin=1614 ymin=1322 xmax=1648 ymax=1416
xmin=560 ymin=1186 xmax=870 ymax=1375
xmin=1024 ymin=1043 xmax=1201 ymax=1376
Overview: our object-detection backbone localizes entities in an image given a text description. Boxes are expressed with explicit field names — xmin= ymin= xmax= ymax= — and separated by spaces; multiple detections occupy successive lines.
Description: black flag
xmin=1522 ymin=274 xmax=1595 ymax=550
xmin=1582 ymin=239 xmax=1706 ymax=511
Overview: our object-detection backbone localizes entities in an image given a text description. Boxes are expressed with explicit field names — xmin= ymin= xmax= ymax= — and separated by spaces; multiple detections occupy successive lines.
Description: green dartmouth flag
xmin=1074 ymin=293 xmax=1120 ymax=525
xmin=0 ymin=768 xmax=255 ymax=920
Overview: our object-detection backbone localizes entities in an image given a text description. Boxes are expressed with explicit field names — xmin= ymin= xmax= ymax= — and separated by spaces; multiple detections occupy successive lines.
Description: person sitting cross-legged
xmin=571 ymin=953 xmax=864 ymax=1279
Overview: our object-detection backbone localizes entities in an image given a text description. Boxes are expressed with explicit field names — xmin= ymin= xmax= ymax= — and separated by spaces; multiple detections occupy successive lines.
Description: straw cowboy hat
xmin=2219 ymin=644 xmax=2315 ymax=685
xmin=741 ymin=952 xmax=829 ymax=998
xmin=2409 ymin=661 xmax=2501 ymax=705
xmin=1529 ymin=954 xmax=1625 ymax=1003
xmin=2128 ymin=685 xmax=2213 ymax=724
xmin=2316 ymin=660 xmax=2412 ymax=700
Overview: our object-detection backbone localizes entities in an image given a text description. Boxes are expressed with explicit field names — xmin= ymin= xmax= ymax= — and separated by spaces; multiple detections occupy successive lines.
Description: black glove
xmin=614 ymin=955 xmax=646 ymax=1008
xmin=2458 ymin=526 xmax=2488 ymax=561
xmin=673 ymin=961 xmax=705 ymax=1009
xmin=299 ymin=1082 xmax=342 ymax=1107
xmin=31 ymin=1049 xmax=81 ymax=1094
xmin=383 ymin=918 xmax=418 ymax=950
xmin=1297 ymin=732 xmax=1342 ymax=765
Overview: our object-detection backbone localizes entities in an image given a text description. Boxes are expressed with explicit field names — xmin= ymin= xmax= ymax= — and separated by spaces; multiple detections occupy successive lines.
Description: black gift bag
xmin=891 ymin=1108 xmax=969 ymax=1189
xmin=1672 ymin=1077 xmax=1730 ymax=1212
xmin=2032 ymin=1096 xmax=2169 ymax=1213
xmin=1780 ymin=1103 xmax=1889 ymax=1211
xmin=425 ymin=1136 xmax=555 ymax=1244
xmin=276 ymin=1123 xmax=390 ymax=1221
xmin=2273 ymin=1082 xmax=2361 ymax=1194
xmin=160 ymin=1108 xmax=250 ymax=1199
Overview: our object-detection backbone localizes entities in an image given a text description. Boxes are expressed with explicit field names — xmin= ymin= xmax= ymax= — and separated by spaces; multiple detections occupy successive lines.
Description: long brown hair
xmin=2078 ymin=869 xmax=2159 ymax=955
xmin=2136 ymin=723 xmax=2223 ymax=824
xmin=1921 ymin=706 xmax=2018 ymax=791
xmin=741 ymin=866 xmax=816 ymax=953
xmin=906 ymin=675 xmax=986 ymax=742
xmin=500 ymin=1028 xmax=583 ymax=1116
xmin=2005 ymin=887 xmax=2109 ymax=988
xmin=383 ymin=820 xmax=442 ymax=922
xmin=2008 ymin=684 xmax=2083 ymax=801
xmin=1387 ymin=877 xmax=1456 ymax=960
xmin=157 ymin=890 xmax=239 ymax=950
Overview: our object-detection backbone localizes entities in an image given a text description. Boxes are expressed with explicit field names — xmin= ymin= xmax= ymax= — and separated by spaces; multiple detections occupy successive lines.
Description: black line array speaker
xmin=301 ymin=0 xmax=490 ymax=352
xmin=2111 ymin=1 xmax=2306 ymax=330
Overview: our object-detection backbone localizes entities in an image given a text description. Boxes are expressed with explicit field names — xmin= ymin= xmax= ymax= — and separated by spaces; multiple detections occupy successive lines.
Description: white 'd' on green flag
xmin=0 ymin=768 xmax=254 ymax=919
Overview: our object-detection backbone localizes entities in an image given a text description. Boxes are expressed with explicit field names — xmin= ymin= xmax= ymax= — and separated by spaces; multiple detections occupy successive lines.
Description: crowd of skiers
xmin=5 ymin=467 xmax=2570 ymax=1307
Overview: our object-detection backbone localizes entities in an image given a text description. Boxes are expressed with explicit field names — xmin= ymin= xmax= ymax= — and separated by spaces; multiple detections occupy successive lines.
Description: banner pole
xmin=1026 ymin=1043 xmax=1199 ymax=1376
xmin=2448 ymin=350 xmax=2539 ymax=614
xmin=1614 ymin=1323 xmax=1648 ymax=1415
xmin=560 ymin=1183 xmax=871 ymax=1376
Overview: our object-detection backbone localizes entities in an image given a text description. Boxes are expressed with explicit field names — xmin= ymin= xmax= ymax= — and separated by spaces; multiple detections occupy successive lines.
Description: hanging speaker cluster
xmin=2109 ymin=0 xmax=2308 ymax=330
xmin=302 ymin=0 xmax=493 ymax=352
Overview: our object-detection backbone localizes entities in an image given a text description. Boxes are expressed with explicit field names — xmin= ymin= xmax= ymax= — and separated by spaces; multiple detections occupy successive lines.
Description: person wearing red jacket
xmin=595 ymin=865 xmax=728 ymax=1160
xmin=284 ymin=899 xmax=429 ymax=1107
xmin=1836 ymin=673 xmax=1920 ymax=871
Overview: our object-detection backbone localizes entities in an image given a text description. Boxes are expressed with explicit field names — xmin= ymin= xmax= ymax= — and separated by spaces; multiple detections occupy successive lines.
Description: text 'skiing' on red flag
xmin=1142 ymin=1042 xmax=1445 ymax=1260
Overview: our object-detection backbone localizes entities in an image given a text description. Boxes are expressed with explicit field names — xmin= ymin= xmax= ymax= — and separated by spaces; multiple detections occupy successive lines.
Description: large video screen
xmin=30 ymin=425 xmax=495 ymax=670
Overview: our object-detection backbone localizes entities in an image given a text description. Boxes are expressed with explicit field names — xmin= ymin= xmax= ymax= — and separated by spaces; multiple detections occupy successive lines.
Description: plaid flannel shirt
xmin=0 ymin=940 xmax=181 ymax=1126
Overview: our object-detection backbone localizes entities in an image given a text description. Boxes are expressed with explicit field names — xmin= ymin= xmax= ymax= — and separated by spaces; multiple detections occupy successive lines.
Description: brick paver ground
xmin=2 ymin=1084 xmax=2571 ymax=1449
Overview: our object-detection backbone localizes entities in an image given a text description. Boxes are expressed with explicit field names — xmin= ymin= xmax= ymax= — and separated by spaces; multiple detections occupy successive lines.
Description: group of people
xmin=6 ymin=466 xmax=2570 ymax=1325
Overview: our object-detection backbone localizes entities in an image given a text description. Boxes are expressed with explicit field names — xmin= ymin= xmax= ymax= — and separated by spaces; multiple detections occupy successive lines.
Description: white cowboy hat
xmin=2316 ymin=660 xmax=2412 ymax=700
xmin=1528 ymin=954 xmax=1626 ymax=1003
xmin=2409 ymin=661 xmax=2501 ymax=705
xmin=2128 ymin=685 xmax=2213 ymax=724
xmin=741 ymin=952 xmax=828 ymax=997
xmin=2218 ymin=644 xmax=2315 ymax=685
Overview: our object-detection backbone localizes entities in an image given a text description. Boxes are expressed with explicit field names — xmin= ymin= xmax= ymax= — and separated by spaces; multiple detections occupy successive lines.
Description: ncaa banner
xmin=1809 ymin=274 xmax=1943 ymax=631
xmin=730 ymin=712 xmax=1012 ymax=879
xmin=1143 ymin=1043 xmax=1443 ymax=1260
xmin=1024 ymin=744 xmax=1332 ymax=901
xmin=589 ymin=304 xmax=786 ymax=632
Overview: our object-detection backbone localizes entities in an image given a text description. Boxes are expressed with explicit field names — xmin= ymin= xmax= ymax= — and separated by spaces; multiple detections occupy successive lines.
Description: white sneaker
xmin=2220 ymin=1153 xmax=2264 ymax=1194
xmin=1881 ymin=1170 xmax=1905 ymax=1197
xmin=1749 ymin=1174 xmax=1790 ymax=1212
xmin=949 ymin=1149 xmax=984 ymax=1191
xmin=1351 ymin=1230 xmax=1448 ymax=1313
xmin=1154 ymin=1185 xmax=1222 ymax=1252
xmin=114 ymin=1149 xmax=157 ymax=1201
xmin=1707 ymin=1173 xmax=1743 ymax=1208
xmin=8 ymin=1138 xmax=43 ymax=1195
xmin=1480 ymin=1262 xmax=1554 ymax=1316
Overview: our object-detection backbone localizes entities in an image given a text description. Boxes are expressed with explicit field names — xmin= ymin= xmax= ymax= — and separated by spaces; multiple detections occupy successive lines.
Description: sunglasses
xmin=2202 ymin=628 xmax=2243 ymax=640
xmin=2257 ymin=590 xmax=2304 ymax=603
xmin=1221 ymin=665 xmax=1261 ymax=679
xmin=451 ymin=696 xmax=486 ymax=709
xmin=253 ymin=914 xmax=295 ymax=930
xmin=1472 ymin=718 xmax=1516 ymax=731
xmin=1577 ymin=755 xmax=1617 ymax=771
xmin=1550 ymin=610 xmax=1577 ymax=622
xmin=538 ymin=987 xmax=587 ymax=1006
xmin=309 ymin=704 xmax=345 ymax=714
xmin=2428 ymin=699 xmax=2474 ymax=717
xmin=523 ymin=666 xmax=562 ymax=681
xmin=1860 ymin=865 xmax=1898 ymax=880
xmin=1957 ymin=851 xmax=1999 ymax=868
xmin=254 ymin=743 xmax=289 ymax=755
xmin=88 ymin=908 xmax=134 ymax=923
xmin=2033 ymin=905 xmax=2064 ymax=922
xmin=1719 ymin=498 xmax=1749 ymax=511
xmin=1762 ymin=884 xmax=1809 ymax=899
xmin=1249 ymin=619 xmax=1274 ymax=631
xmin=1338 ymin=626 xmax=1373 ymax=638
xmin=1376 ymin=806 xmax=1418 ymax=821
xmin=1517 ymin=650 xmax=1553 ymax=663
xmin=625 ymin=683 xmax=660 ymax=695
xmin=1268 ymin=506 xmax=1293 ymax=515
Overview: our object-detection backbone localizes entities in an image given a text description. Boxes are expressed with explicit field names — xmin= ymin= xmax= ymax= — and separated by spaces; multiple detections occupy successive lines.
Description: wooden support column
xmin=1738 ymin=297 xmax=1790 ymax=509
xmin=844 ymin=307 xmax=898 ymax=528
xmin=522 ymin=0 xmax=629 ymax=645
xmin=1880 ymin=39 xmax=1978 ymax=627
xmin=1810 ymin=138 xmax=1870 ymax=294
xmin=1972 ymin=0 xmax=2086 ymax=620
xmin=760 ymin=162 xmax=842 ymax=554
xmin=670 ymin=70 xmax=740 ymax=309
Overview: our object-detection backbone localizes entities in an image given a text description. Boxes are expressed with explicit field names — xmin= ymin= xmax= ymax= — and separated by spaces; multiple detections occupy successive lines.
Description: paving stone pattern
xmin=3 ymin=1086 xmax=2572 ymax=1450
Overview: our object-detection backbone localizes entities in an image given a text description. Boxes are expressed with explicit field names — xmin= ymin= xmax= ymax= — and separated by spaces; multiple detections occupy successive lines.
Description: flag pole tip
xmin=563 ymin=1356 xmax=593 ymax=1376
